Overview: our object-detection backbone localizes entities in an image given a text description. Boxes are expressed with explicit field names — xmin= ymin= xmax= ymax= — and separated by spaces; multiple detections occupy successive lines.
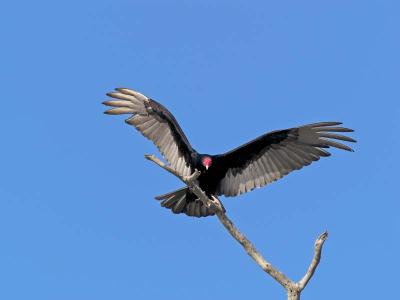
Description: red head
xmin=201 ymin=156 xmax=213 ymax=170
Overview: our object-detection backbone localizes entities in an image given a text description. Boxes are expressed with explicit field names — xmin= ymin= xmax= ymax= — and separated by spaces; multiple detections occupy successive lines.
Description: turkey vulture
xmin=103 ymin=88 xmax=356 ymax=217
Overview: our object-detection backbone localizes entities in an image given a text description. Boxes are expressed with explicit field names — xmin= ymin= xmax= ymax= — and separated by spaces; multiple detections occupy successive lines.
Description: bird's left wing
xmin=103 ymin=88 xmax=193 ymax=176
xmin=214 ymin=122 xmax=356 ymax=197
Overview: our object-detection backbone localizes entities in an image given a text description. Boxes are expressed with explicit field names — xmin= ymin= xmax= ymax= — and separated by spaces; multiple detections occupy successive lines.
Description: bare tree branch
xmin=214 ymin=208 xmax=293 ymax=289
xmin=145 ymin=154 xmax=328 ymax=300
xmin=297 ymin=231 xmax=329 ymax=290
xmin=144 ymin=154 xmax=200 ymax=182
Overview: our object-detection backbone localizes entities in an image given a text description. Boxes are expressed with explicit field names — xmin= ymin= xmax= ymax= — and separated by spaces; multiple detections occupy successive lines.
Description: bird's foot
xmin=211 ymin=196 xmax=226 ymax=213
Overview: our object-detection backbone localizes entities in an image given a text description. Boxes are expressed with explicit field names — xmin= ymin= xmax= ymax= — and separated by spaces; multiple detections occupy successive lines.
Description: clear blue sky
xmin=1 ymin=1 xmax=399 ymax=299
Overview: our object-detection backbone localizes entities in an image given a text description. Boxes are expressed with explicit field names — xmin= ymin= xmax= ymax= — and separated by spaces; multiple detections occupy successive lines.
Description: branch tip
xmin=316 ymin=231 xmax=328 ymax=247
xmin=320 ymin=231 xmax=329 ymax=240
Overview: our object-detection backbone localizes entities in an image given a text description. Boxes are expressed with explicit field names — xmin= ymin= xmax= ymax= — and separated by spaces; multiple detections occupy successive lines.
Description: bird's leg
xmin=182 ymin=169 xmax=216 ymax=210
xmin=211 ymin=195 xmax=226 ymax=213
xmin=185 ymin=171 xmax=225 ymax=213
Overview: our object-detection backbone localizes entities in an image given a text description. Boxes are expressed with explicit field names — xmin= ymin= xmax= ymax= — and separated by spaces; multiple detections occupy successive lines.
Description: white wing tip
xmin=115 ymin=88 xmax=148 ymax=102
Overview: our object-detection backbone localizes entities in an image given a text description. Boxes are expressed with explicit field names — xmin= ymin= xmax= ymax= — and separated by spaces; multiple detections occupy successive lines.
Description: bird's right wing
xmin=103 ymin=88 xmax=194 ymax=177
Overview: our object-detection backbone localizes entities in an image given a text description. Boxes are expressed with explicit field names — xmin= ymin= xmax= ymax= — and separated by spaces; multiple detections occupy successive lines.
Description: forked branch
xmin=145 ymin=154 xmax=328 ymax=300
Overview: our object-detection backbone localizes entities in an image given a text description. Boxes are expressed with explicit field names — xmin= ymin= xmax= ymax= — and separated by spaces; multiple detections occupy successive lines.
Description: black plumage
xmin=103 ymin=88 xmax=356 ymax=217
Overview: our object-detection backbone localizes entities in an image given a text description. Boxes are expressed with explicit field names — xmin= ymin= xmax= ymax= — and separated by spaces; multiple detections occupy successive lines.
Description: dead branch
xmin=145 ymin=154 xmax=328 ymax=300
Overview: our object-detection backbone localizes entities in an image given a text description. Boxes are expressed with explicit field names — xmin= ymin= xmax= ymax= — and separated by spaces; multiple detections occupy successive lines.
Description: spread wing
xmin=214 ymin=122 xmax=356 ymax=197
xmin=103 ymin=88 xmax=194 ymax=176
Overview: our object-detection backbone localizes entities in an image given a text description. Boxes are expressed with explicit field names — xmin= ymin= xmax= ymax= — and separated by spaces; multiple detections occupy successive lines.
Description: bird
xmin=103 ymin=88 xmax=356 ymax=217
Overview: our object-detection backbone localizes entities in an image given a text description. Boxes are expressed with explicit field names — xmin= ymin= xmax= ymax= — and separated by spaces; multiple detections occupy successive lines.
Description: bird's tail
xmin=155 ymin=187 xmax=216 ymax=217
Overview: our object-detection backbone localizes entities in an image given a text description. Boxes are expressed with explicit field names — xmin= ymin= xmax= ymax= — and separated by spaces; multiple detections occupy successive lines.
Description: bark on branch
xmin=145 ymin=154 xmax=328 ymax=300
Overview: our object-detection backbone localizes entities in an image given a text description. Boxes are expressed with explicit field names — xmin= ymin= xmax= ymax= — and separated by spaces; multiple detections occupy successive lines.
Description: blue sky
xmin=1 ymin=1 xmax=399 ymax=299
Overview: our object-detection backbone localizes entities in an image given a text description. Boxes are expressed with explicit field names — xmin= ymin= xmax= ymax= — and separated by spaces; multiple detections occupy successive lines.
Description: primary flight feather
xmin=103 ymin=88 xmax=356 ymax=217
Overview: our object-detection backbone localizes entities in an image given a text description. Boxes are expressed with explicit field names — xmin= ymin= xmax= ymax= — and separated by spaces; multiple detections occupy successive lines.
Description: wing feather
xmin=215 ymin=122 xmax=355 ymax=197
xmin=103 ymin=88 xmax=194 ymax=176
